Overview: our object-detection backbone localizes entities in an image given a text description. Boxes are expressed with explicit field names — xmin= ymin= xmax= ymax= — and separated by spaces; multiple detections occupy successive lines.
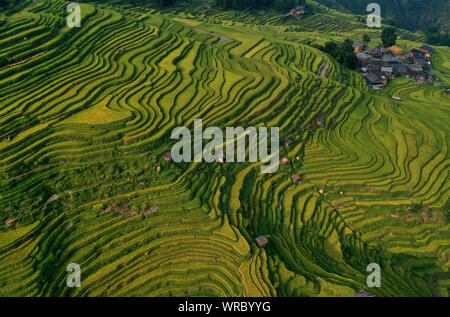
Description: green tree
xmin=381 ymin=27 xmax=397 ymax=47
xmin=341 ymin=39 xmax=358 ymax=68
xmin=424 ymin=26 xmax=450 ymax=46
xmin=363 ymin=34 xmax=371 ymax=45
xmin=319 ymin=39 xmax=357 ymax=69
xmin=322 ymin=41 xmax=337 ymax=55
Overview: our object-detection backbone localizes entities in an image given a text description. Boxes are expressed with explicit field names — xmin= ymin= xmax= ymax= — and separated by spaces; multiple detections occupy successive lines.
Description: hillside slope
xmin=0 ymin=0 xmax=448 ymax=297
xmin=313 ymin=0 xmax=450 ymax=32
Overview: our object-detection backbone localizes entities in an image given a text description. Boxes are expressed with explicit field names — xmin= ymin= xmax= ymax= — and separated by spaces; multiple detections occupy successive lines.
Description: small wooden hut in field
xmin=284 ymin=137 xmax=293 ymax=147
xmin=291 ymin=174 xmax=301 ymax=184
xmin=163 ymin=152 xmax=172 ymax=161
xmin=256 ymin=235 xmax=268 ymax=247
xmin=288 ymin=6 xmax=306 ymax=19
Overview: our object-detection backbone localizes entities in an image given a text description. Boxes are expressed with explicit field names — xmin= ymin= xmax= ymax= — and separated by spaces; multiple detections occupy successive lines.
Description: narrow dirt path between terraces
xmin=178 ymin=21 xmax=231 ymax=44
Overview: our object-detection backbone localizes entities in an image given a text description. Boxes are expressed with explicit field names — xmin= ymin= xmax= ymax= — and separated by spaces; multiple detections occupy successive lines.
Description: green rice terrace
xmin=0 ymin=0 xmax=449 ymax=297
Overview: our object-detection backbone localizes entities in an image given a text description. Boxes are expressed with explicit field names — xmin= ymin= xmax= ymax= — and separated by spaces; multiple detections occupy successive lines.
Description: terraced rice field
xmin=0 ymin=0 xmax=448 ymax=297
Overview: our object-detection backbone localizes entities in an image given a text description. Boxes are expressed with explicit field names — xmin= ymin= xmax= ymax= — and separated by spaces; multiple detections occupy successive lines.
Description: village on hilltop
xmin=354 ymin=42 xmax=435 ymax=91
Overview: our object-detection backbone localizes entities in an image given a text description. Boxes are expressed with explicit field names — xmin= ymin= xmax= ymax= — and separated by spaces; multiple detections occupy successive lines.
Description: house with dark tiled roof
xmin=364 ymin=72 xmax=384 ymax=90
xmin=403 ymin=53 xmax=414 ymax=64
xmin=408 ymin=64 xmax=423 ymax=73
xmin=366 ymin=47 xmax=382 ymax=58
xmin=409 ymin=48 xmax=424 ymax=57
xmin=419 ymin=45 xmax=433 ymax=56
xmin=356 ymin=52 xmax=371 ymax=62
xmin=393 ymin=64 xmax=408 ymax=77
xmin=416 ymin=72 xmax=427 ymax=84
xmin=381 ymin=66 xmax=393 ymax=74
xmin=383 ymin=55 xmax=401 ymax=65
xmin=415 ymin=56 xmax=430 ymax=70
xmin=366 ymin=59 xmax=385 ymax=70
